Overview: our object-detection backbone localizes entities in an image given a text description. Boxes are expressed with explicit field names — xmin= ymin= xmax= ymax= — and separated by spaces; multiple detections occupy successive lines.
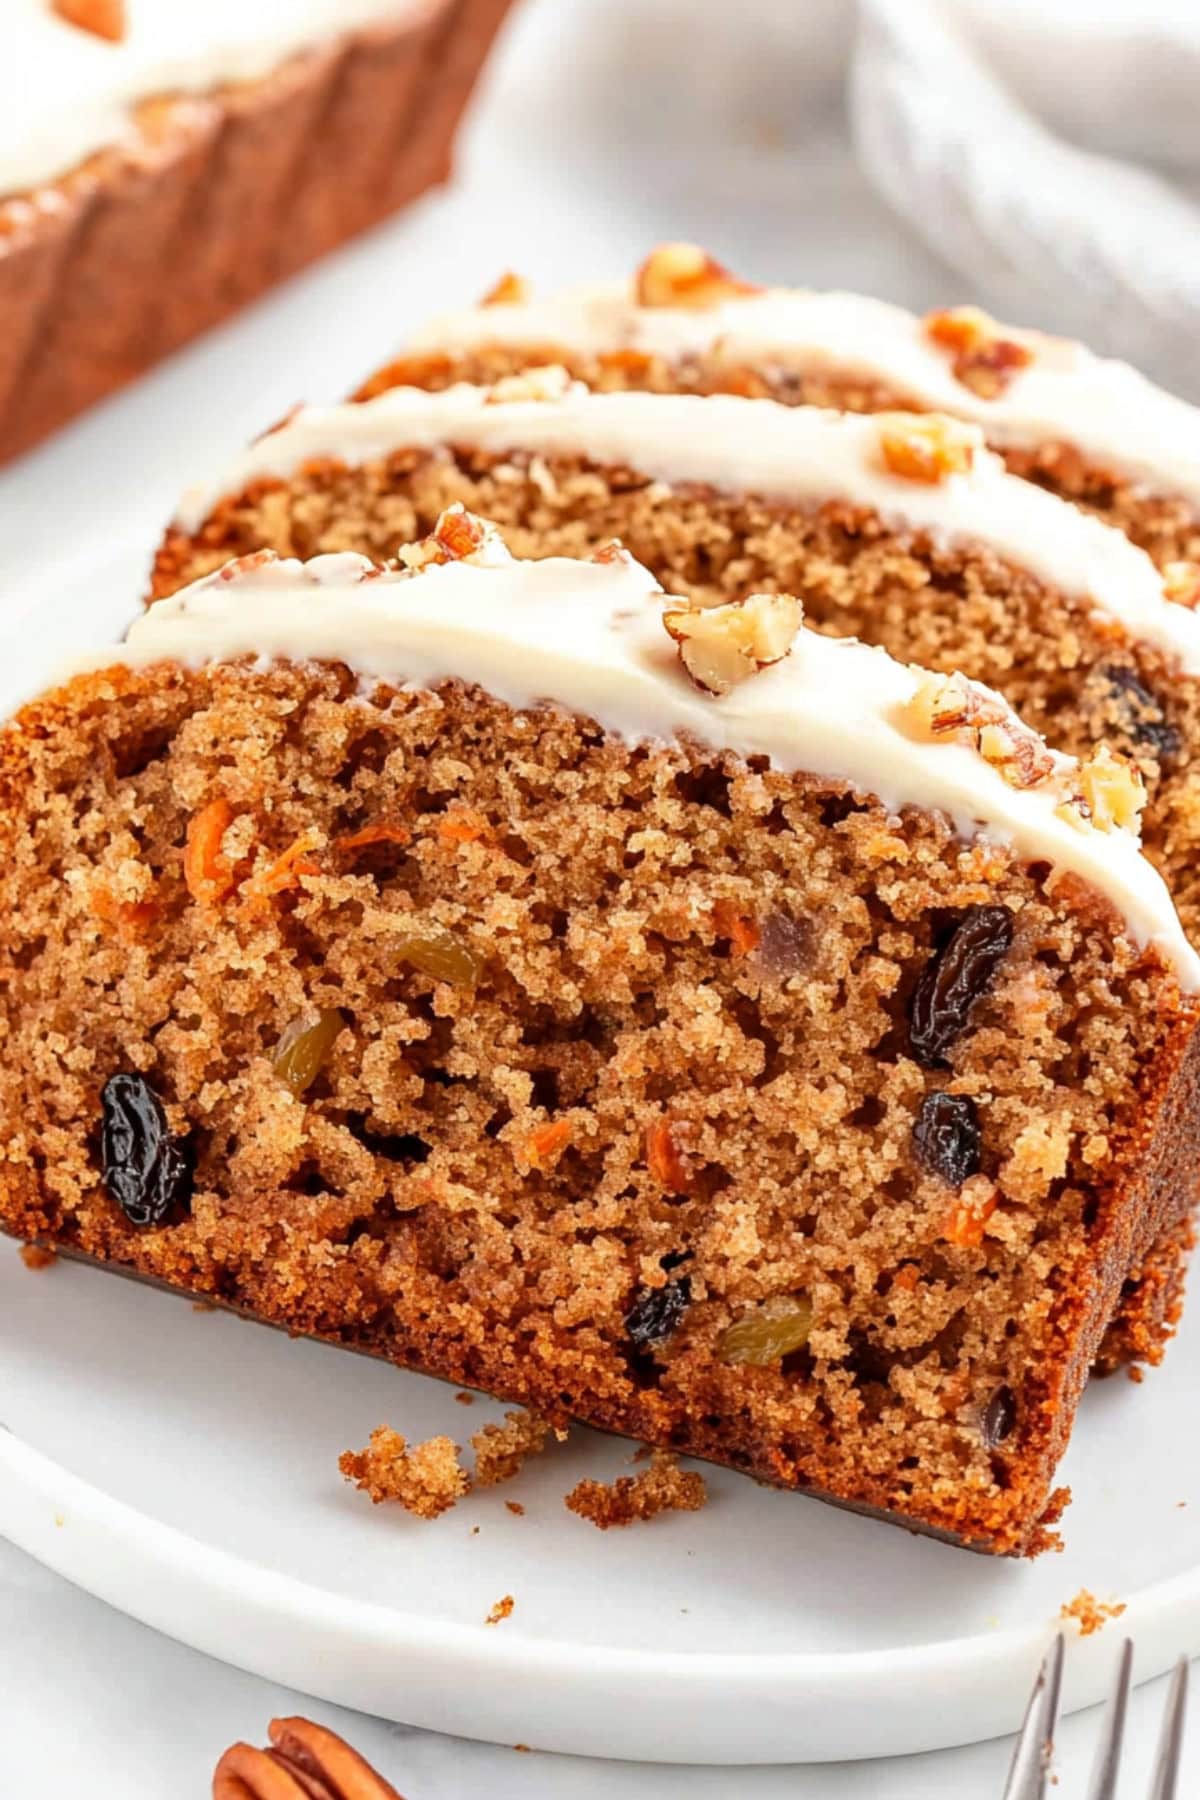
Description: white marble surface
xmin=1 ymin=0 xmax=1197 ymax=1790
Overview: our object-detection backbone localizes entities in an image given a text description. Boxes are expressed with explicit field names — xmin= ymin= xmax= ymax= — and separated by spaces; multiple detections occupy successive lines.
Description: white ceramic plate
xmin=1 ymin=544 xmax=1200 ymax=1767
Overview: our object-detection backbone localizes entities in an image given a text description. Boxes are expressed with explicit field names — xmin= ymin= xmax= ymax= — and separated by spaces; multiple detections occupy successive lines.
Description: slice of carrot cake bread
xmin=4 ymin=515 xmax=1199 ymax=1555
xmin=361 ymin=246 xmax=1200 ymax=570
xmin=155 ymin=383 xmax=1200 ymax=946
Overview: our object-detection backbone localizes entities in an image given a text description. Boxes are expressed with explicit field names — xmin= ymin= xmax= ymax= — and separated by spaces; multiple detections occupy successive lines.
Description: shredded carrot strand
xmin=184 ymin=798 xmax=235 ymax=907
xmin=524 ymin=1120 xmax=573 ymax=1169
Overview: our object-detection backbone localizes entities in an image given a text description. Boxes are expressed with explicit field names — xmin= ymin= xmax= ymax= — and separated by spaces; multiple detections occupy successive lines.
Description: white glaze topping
xmin=75 ymin=543 xmax=1200 ymax=989
xmin=1 ymin=0 xmax=427 ymax=197
xmin=408 ymin=280 xmax=1200 ymax=513
xmin=174 ymin=381 xmax=1200 ymax=678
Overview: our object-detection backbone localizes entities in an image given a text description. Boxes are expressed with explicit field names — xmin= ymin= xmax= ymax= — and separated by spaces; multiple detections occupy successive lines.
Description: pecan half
xmin=53 ymin=0 xmax=126 ymax=41
xmin=213 ymin=1717 xmax=407 ymax=1800
xmin=924 ymin=307 xmax=1033 ymax=399
xmin=663 ymin=591 xmax=802 ymax=695
xmin=635 ymin=242 xmax=760 ymax=309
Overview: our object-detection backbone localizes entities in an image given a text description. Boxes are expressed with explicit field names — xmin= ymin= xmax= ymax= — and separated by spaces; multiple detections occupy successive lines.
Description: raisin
xmin=1098 ymin=665 xmax=1180 ymax=766
xmin=395 ymin=925 xmax=480 ymax=988
xmin=273 ymin=1007 xmax=345 ymax=1095
xmin=909 ymin=906 xmax=1013 ymax=1068
xmin=757 ymin=911 xmax=813 ymax=979
xmin=913 ymin=1091 xmax=981 ymax=1187
xmin=625 ymin=1276 xmax=691 ymax=1350
xmin=720 ymin=1296 xmax=813 ymax=1365
xmin=100 ymin=1073 xmax=193 ymax=1228
xmin=982 ymin=1384 xmax=1017 ymax=1447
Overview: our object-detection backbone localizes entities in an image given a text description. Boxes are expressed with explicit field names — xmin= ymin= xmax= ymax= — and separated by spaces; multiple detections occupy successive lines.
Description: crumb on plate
xmin=1059 ymin=1589 xmax=1127 ymax=1636
xmin=565 ymin=1450 xmax=707 ymax=1529
xmin=485 ymin=1594 xmax=515 ymax=1626
xmin=339 ymin=1426 xmax=468 ymax=1520
xmin=472 ymin=1408 xmax=563 ymax=1487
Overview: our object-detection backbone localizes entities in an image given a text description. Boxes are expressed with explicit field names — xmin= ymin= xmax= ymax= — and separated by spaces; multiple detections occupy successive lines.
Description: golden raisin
xmin=720 ymin=1297 xmax=813 ymax=1365
xmin=395 ymin=925 xmax=481 ymax=988
xmin=273 ymin=1008 xmax=346 ymax=1095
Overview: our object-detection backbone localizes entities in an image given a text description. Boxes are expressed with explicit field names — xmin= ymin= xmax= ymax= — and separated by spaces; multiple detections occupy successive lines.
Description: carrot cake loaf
xmin=358 ymin=246 xmax=1200 ymax=570
xmin=4 ymin=514 xmax=1200 ymax=1555
xmin=0 ymin=0 xmax=512 ymax=463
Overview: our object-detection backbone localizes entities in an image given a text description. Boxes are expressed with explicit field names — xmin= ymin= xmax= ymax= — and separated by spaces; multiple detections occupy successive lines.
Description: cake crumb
xmin=19 ymin=1243 xmax=57 ymax=1271
xmin=505 ymin=1500 xmax=525 ymax=1516
xmin=1059 ymin=1589 xmax=1126 ymax=1636
xmin=565 ymin=1451 xmax=708 ymax=1529
xmin=485 ymin=1594 xmax=515 ymax=1626
xmin=454 ymin=1391 xmax=475 ymax=1406
xmin=472 ymin=1408 xmax=562 ymax=1487
xmin=339 ymin=1426 xmax=468 ymax=1520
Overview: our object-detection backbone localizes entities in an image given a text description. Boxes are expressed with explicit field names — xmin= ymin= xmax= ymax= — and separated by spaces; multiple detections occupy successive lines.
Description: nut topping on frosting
xmin=398 ymin=504 xmax=510 ymax=571
xmin=213 ymin=1715 xmax=405 ymax=1800
xmin=924 ymin=307 xmax=1034 ymax=399
xmin=1163 ymin=561 xmax=1200 ymax=609
xmin=663 ymin=592 xmax=802 ymax=696
xmin=480 ymin=271 xmax=530 ymax=306
xmin=52 ymin=0 xmax=126 ymax=41
xmin=878 ymin=413 xmax=977 ymax=484
xmin=906 ymin=672 xmax=1056 ymax=790
xmin=1060 ymin=744 xmax=1147 ymax=835
xmin=484 ymin=364 xmax=576 ymax=404
xmin=635 ymin=243 xmax=761 ymax=310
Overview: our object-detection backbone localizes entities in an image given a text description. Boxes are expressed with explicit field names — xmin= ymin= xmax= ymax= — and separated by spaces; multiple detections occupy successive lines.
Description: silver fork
xmin=1002 ymin=1635 xmax=1189 ymax=1799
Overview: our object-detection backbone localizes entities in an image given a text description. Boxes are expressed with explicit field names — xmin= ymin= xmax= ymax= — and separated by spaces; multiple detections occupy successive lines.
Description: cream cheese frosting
xmin=174 ymin=380 xmax=1200 ymax=678
xmin=407 ymin=280 xmax=1200 ymax=513
xmin=1 ymin=0 xmax=428 ymax=197
xmin=77 ymin=540 xmax=1200 ymax=990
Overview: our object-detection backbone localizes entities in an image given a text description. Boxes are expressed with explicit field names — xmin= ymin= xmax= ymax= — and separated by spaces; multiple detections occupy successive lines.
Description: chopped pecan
xmin=213 ymin=1716 xmax=407 ymax=1799
xmin=663 ymin=591 xmax=801 ymax=696
xmin=480 ymin=270 xmax=530 ymax=306
xmin=924 ymin=306 xmax=1033 ymax=398
xmin=485 ymin=363 xmax=574 ymax=404
xmin=400 ymin=505 xmax=508 ymax=570
xmin=879 ymin=412 xmax=976 ymax=483
xmin=1059 ymin=743 xmax=1146 ymax=835
xmin=53 ymin=0 xmax=126 ymax=41
xmin=1163 ymin=560 xmax=1200 ymax=608
xmin=635 ymin=242 xmax=760 ymax=309
xmin=905 ymin=672 xmax=1055 ymax=789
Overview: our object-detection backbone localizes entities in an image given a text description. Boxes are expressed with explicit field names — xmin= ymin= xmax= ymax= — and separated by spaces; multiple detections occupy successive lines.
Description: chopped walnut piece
xmin=485 ymin=363 xmax=574 ymax=404
xmin=339 ymin=1426 xmax=468 ymax=1520
xmin=472 ymin=1408 xmax=562 ymax=1486
xmin=924 ymin=306 xmax=1033 ymax=398
xmin=53 ymin=0 xmax=126 ymax=42
xmin=213 ymin=1717 xmax=406 ymax=1800
xmin=565 ymin=1451 xmax=707 ymax=1529
xmin=481 ymin=270 xmax=530 ymax=306
xmin=879 ymin=412 xmax=977 ymax=483
xmin=663 ymin=591 xmax=801 ymax=696
xmin=635 ymin=242 xmax=760 ymax=309
xmin=485 ymin=1594 xmax=515 ymax=1626
xmin=1059 ymin=1589 xmax=1126 ymax=1636
xmin=1163 ymin=560 xmax=1200 ymax=608
xmin=905 ymin=672 xmax=1056 ymax=789
xmin=400 ymin=504 xmax=509 ymax=570
xmin=1067 ymin=744 xmax=1147 ymax=835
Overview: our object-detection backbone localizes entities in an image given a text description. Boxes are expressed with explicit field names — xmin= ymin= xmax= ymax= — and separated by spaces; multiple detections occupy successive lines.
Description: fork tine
xmin=1002 ymin=1634 xmax=1065 ymax=1800
xmin=1085 ymin=1638 xmax=1133 ymax=1800
xmin=1146 ymin=1657 xmax=1189 ymax=1800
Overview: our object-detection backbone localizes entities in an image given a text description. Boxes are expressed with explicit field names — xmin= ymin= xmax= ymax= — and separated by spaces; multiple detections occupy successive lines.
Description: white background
xmin=1 ymin=0 xmax=1197 ymax=1791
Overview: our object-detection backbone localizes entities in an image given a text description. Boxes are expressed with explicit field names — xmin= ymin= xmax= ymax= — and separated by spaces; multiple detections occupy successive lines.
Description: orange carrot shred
xmin=944 ymin=1191 xmax=998 ymax=1249
xmin=437 ymin=809 xmax=491 ymax=847
xmin=712 ymin=900 xmax=761 ymax=958
xmin=240 ymin=831 xmax=321 ymax=914
xmin=184 ymin=798 xmax=235 ymax=907
xmin=334 ymin=823 xmax=411 ymax=856
xmin=524 ymin=1120 xmax=573 ymax=1169
xmin=645 ymin=1120 xmax=694 ymax=1194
